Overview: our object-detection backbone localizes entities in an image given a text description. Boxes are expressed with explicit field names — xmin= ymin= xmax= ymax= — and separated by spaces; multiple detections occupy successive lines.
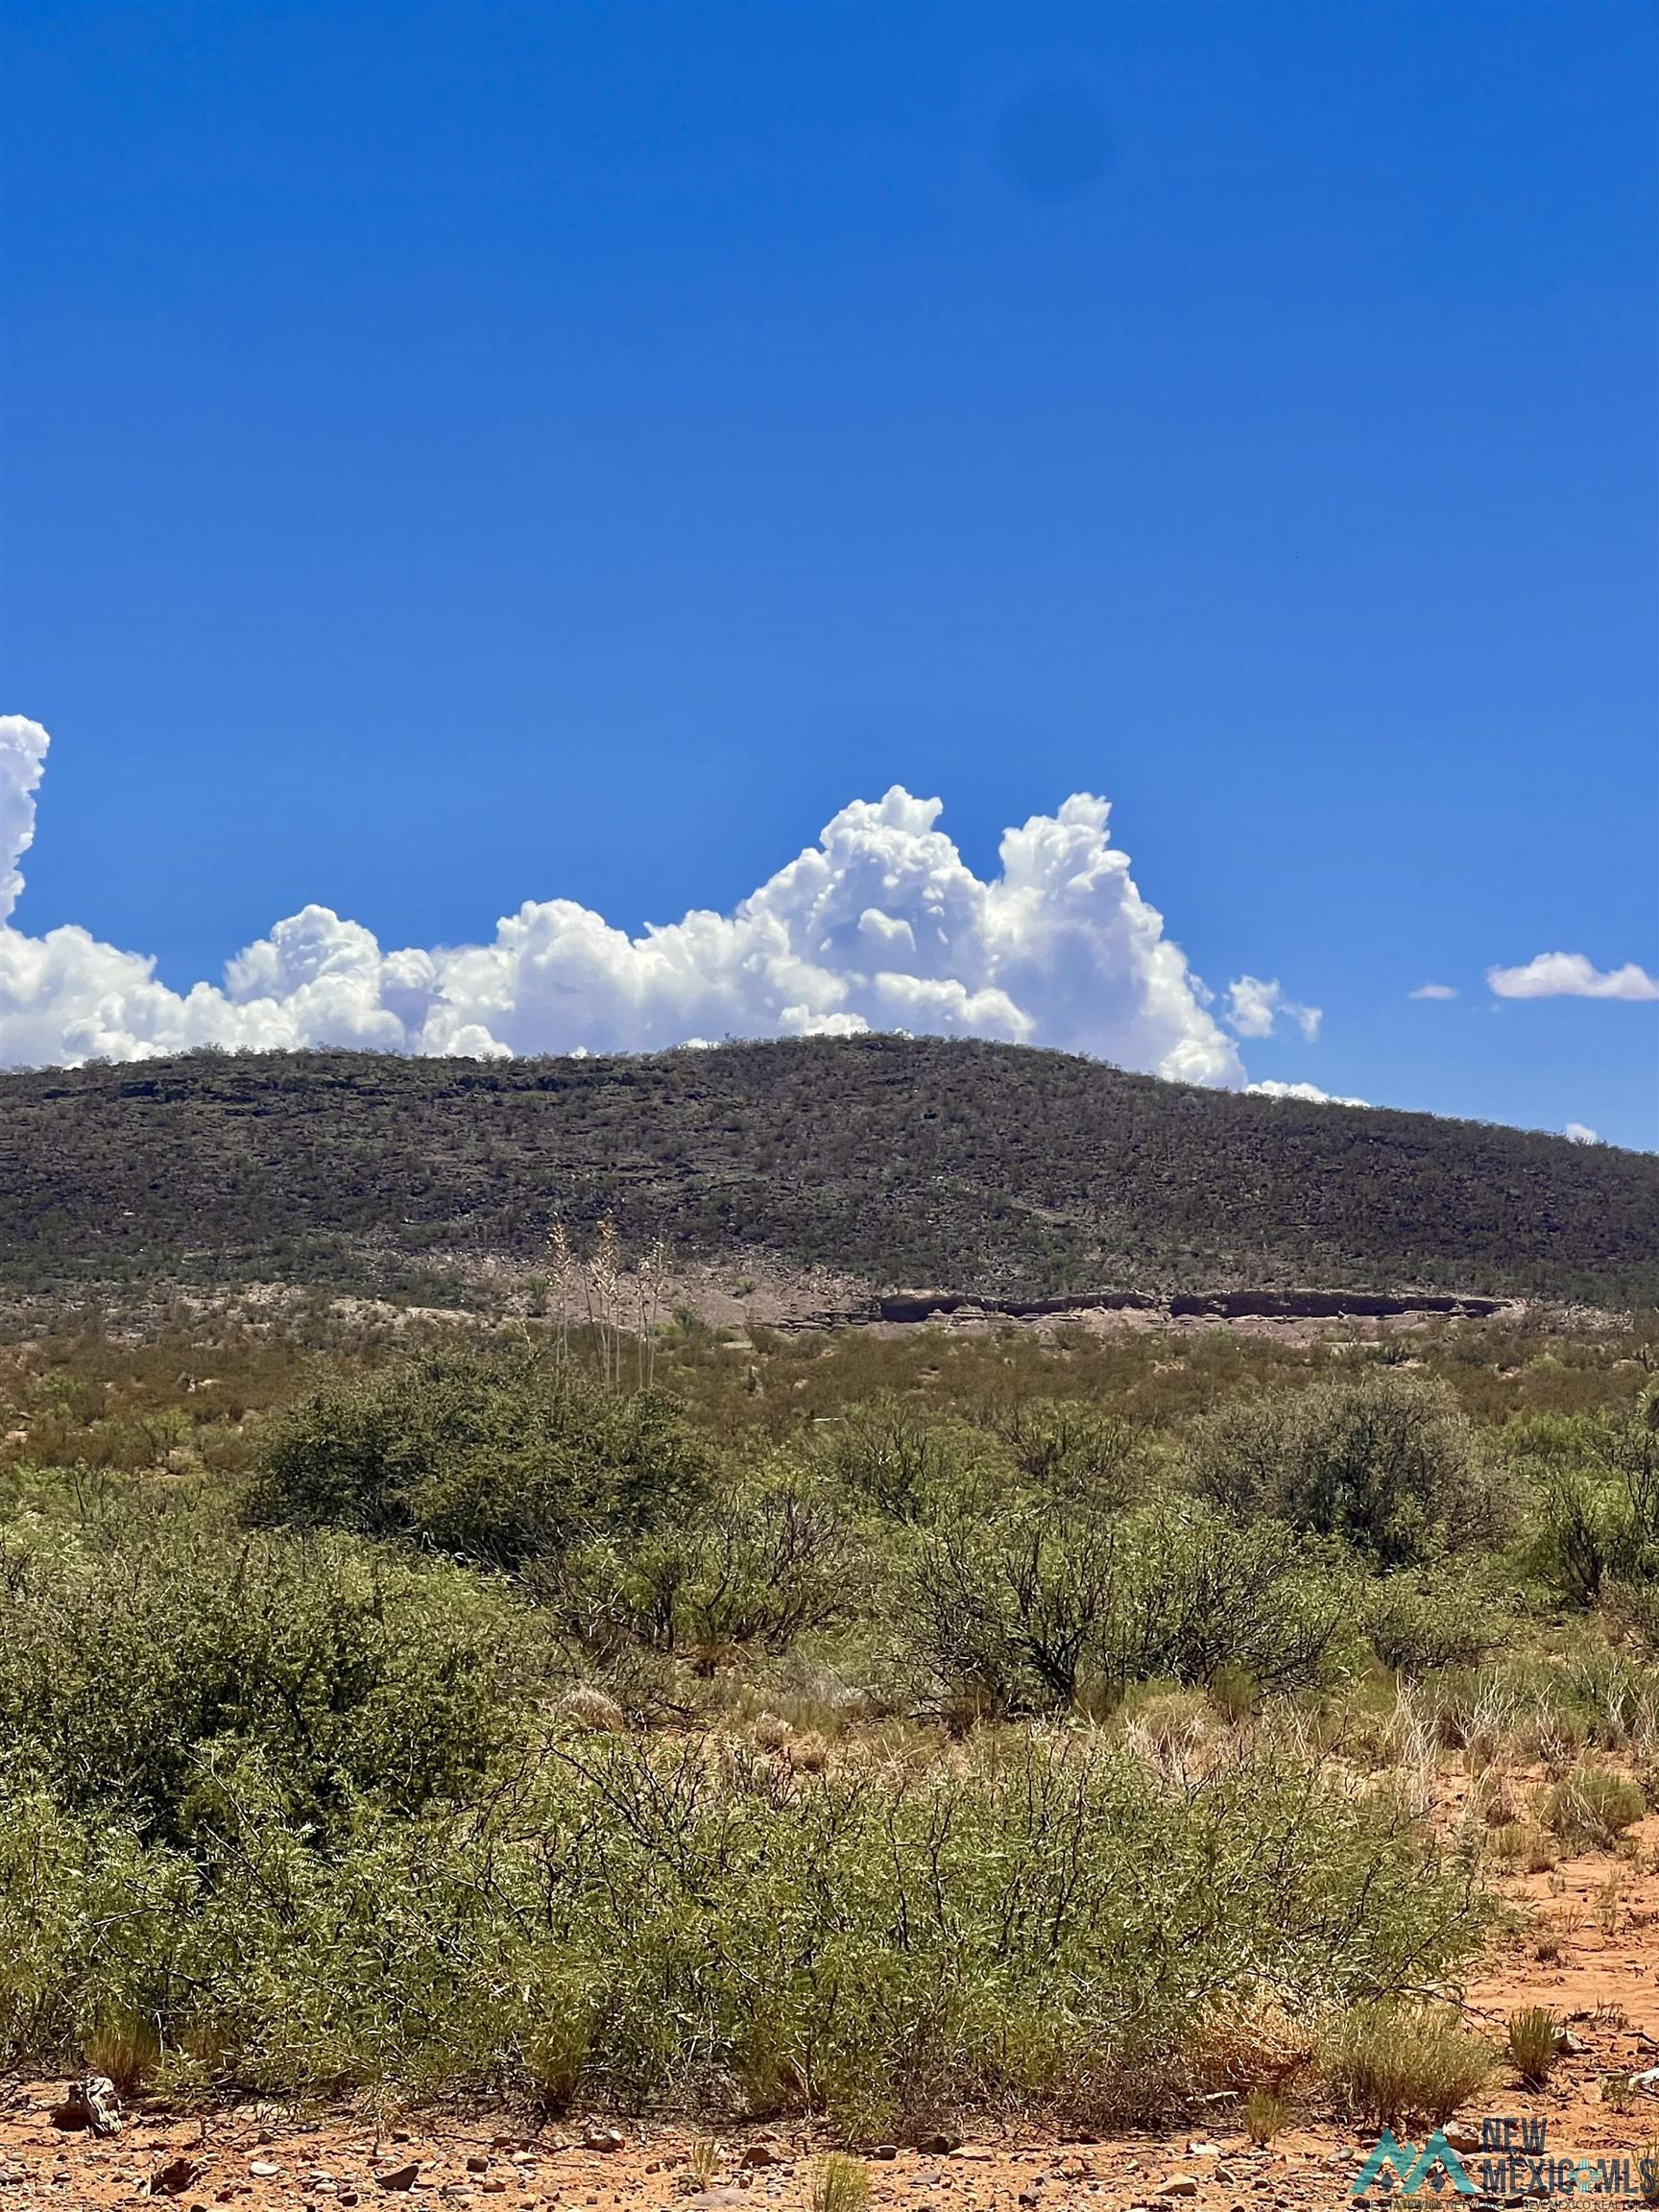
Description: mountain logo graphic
xmin=1351 ymin=2128 xmax=1476 ymax=2196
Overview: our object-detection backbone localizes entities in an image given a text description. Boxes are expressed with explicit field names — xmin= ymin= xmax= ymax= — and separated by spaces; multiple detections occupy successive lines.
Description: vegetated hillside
xmin=1 ymin=1036 xmax=1654 ymax=1306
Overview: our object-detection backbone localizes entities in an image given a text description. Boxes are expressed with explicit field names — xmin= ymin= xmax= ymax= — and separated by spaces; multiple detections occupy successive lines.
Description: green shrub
xmin=0 ymin=1505 xmax=534 ymax=1841
xmin=1532 ymin=1464 xmax=1640 ymax=1609
xmin=906 ymin=1499 xmax=1353 ymax=1715
xmin=249 ymin=1349 xmax=708 ymax=1566
xmin=1544 ymin=1766 xmax=1647 ymax=1850
xmin=1525 ymin=1395 xmax=1659 ymax=1609
xmin=551 ymin=1470 xmax=863 ymax=1666
xmin=0 ymin=1728 xmax=1487 ymax=2125
xmin=1187 ymin=1373 xmax=1509 ymax=1568
xmin=993 ymin=1400 xmax=1159 ymax=1510
xmin=1359 ymin=1567 xmax=1507 ymax=1675
xmin=807 ymin=1397 xmax=980 ymax=1523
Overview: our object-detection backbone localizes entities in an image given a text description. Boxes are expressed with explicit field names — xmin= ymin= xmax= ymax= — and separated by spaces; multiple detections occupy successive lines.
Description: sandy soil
xmin=8 ymin=1810 xmax=1659 ymax=2210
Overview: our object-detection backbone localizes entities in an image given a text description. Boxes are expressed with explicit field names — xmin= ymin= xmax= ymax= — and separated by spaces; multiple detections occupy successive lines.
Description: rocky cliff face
xmin=780 ymin=1285 xmax=1515 ymax=1333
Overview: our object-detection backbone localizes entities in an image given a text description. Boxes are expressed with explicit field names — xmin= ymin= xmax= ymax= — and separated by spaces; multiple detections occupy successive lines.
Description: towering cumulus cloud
xmin=0 ymin=713 xmax=47 ymax=926
xmin=1 ymin=715 xmax=1260 ymax=1081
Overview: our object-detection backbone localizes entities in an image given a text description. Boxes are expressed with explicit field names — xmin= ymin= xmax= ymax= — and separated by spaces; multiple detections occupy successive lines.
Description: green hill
xmin=1 ymin=1037 xmax=1654 ymax=1307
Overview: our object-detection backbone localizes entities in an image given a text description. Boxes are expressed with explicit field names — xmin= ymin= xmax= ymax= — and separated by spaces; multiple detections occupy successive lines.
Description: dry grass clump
xmin=1188 ymin=1992 xmax=1317 ymax=2097
xmin=1544 ymin=1766 xmax=1647 ymax=1850
xmin=1505 ymin=2007 xmax=1561 ymax=2087
xmin=523 ymin=2013 xmax=589 ymax=2114
xmin=562 ymin=1683 xmax=627 ymax=1734
xmin=1479 ymin=1778 xmax=1526 ymax=1829
xmin=1517 ymin=1707 xmax=1588 ymax=1774
xmin=1596 ymin=1870 xmax=1626 ymax=1932
xmin=1374 ymin=1684 xmax=1439 ymax=1816
xmin=1321 ymin=2002 xmax=1495 ymax=2128
xmin=786 ymin=1729 xmax=832 ymax=1773
xmin=84 ymin=2013 xmax=161 ymax=2098
xmin=1242 ymin=2084 xmax=1291 ymax=2146
xmin=1459 ymin=1680 xmax=1527 ymax=1774
xmin=1118 ymin=1685 xmax=1217 ymax=1767
xmin=809 ymin=2153 xmax=871 ymax=2212
xmin=1487 ymin=1822 xmax=1556 ymax=1873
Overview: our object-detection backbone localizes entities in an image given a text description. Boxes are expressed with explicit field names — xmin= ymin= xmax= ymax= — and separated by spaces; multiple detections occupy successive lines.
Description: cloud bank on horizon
xmin=9 ymin=719 xmax=1653 ymax=1110
xmin=2 ymin=714 xmax=1338 ymax=1084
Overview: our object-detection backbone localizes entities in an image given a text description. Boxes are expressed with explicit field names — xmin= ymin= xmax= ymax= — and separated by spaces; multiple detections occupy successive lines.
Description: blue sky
xmin=2 ymin=2 xmax=1655 ymax=1142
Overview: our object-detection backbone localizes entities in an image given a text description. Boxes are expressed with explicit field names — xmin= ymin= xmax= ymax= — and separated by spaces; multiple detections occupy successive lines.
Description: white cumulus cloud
xmin=1409 ymin=982 xmax=1457 ymax=1001
xmin=1487 ymin=952 xmax=1659 ymax=1002
xmin=0 ymin=714 xmax=48 ymax=926
xmin=1225 ymin=974 xmax=1322 ymax=1042
xmin=1563 ymin=1122 xmax=1599 ymax=1145
xmin=1244 ymin=1079 xmax=1369 ymax=1107
xmin=0 ymin=715 xmax=1317 ymax=1088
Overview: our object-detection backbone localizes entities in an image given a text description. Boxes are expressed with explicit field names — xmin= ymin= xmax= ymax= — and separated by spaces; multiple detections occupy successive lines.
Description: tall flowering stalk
xmin=545 ymin=1218 xmax=574 ymax=1361
xmin=547 ymin=1214 xmax=667 ymax=1387
xmin=635 ymin=1236 xmax=668 ymax=1389
xmin=589 ymin=1216 xmax=621 ymax=1387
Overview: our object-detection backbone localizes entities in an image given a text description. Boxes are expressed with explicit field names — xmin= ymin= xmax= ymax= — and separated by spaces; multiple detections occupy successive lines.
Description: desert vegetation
xmin=2 ymin=1037 xmax=1655 ymax=1304
xmin=2 ymin=1277 xmax=1657 ymax=2143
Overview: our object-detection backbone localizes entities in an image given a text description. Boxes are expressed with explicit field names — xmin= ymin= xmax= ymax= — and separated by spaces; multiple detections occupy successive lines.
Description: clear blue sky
xmin=2 ymin=2 xmax=1655 ymax=1142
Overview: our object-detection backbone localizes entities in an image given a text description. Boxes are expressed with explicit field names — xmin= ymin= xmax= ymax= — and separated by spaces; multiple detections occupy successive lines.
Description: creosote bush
xmin=0 ymin=1726 xmax=1485 ymax=2129
xmin=907 ymin=1499 xmax=1351 ymax=1716
xmin=1524 ymin=1393 xmax=1659 ymax=1611
xmin=1358 ymin=1566 xmax=1508 ymax=1676
xmin=1186 ymin=1372 xmax=1511 ymax=1568
xmin=0 ymin=1503 xmax=535 ymax=1843
xmin=248 ymin=1348 xmax=708 ymax=1566
xmin=547 ymin=1469 xmax=862 ymax=1668
xmin=807 ymin=1396 xmax=978 ymax=1523
xmin=992 ymin=1400 xmax=1161 ymax=1511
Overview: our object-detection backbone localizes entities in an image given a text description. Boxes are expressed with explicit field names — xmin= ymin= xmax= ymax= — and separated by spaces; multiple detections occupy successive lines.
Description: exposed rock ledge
xmin=779 ymin=1286 xmax=1515 ymax=1333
